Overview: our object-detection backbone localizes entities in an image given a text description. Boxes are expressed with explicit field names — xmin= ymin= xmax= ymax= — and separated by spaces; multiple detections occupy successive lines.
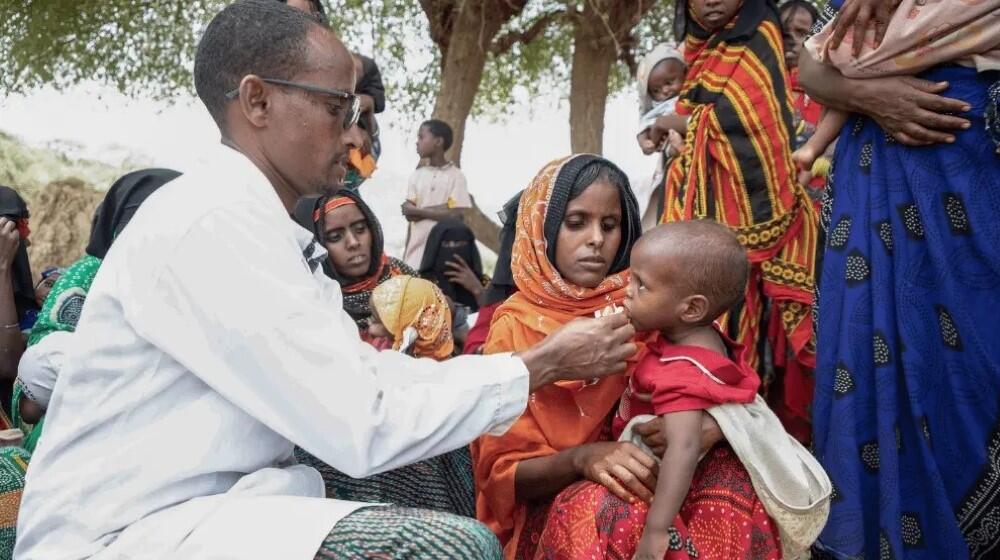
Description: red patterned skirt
xmin=524 ymin=446 xmax=781 ymax=560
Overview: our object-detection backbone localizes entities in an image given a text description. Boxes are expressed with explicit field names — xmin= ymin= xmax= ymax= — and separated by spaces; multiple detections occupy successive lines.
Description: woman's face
xmin=554 ymin=178 xmax=623 ymax=289
xmin=322 ymin=204 xmax=373 ymax=281
xmin=691 ymin=0 xmax=743 ymax=32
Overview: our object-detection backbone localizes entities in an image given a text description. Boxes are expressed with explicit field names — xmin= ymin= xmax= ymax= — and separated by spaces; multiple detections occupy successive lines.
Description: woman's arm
xmin=0 ymin=219 xmax=25 ymax=381
xmin=798 ymin=48 xmax=971 ymax=146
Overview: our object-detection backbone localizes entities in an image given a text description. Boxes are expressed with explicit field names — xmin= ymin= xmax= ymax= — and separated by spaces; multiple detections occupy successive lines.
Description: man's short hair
xmin=421 ymin=119 xmax=454 ymax=152
xmin=194 ymin=0 xmax=324 ymax=129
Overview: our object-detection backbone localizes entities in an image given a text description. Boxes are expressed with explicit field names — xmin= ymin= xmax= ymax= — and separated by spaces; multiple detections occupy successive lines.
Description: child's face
xmin=554 ymin=179 xmax=623 ymax=289
xmin=367 ymin=309 xmax=392 ymax=340
xmin=690 ymin=0 xmax=742 ymax=32
xmin=416 ymin=125 xmax=442 ymax=159
xmin=647 ymin=59 xmax=685 ymax=103
xmin=623 ymin=242 xmax=691 ymax=333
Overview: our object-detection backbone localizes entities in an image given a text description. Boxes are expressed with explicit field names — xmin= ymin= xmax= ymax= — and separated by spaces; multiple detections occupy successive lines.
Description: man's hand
xmin=0 ymin=218 xmax=20 ymax=271
xmin=401 ymin=202 xmax=424 ymax=222
xmin=632 ymin=412 xmax=723 ymax=456
xmin=517 ymin=312 xmax=636 ymax=392
xmin=571 ymin=441 xmax=657 ymax=504
xmin=830 ymin=0 xmax=902 ymax=56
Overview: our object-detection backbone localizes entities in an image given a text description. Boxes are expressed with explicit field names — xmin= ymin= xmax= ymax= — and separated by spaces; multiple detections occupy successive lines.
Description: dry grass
xmin=25 ymin=179 xmax=104 ymax=279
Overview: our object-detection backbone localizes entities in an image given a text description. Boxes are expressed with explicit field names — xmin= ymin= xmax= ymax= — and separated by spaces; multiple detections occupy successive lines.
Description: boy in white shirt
xmin=401 ymin=120 xmax=472 ymax=269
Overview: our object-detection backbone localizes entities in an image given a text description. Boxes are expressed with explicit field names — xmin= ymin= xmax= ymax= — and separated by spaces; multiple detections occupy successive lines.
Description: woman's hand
xmin=571 ymin=441 xmax=657 ymax=504
xmin=444 ymin=255 xmax=484 ymax=298
xmin=631 ymin=410 xmax=723 ymax=456
xmin=856 ymin=77 xmax=971 ymax=145
xmin=0 ymin=218 xmax=20 ymax=271
xmin=830 ymin=0 xmax=902 ymax=56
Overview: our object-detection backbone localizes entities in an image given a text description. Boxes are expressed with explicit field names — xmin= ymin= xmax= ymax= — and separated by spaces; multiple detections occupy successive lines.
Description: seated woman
xmin=419 ymin=219 xmax=486 ymax=313
xmin=292 ymin=198 xmax=478 ymax=517
xmin=419 ymin=219 xmax=488 ymax=348
xmin=473 ymin=155 xmax=777 ymax=559
xmin=292 ymin=190 xmax=415 ymax=347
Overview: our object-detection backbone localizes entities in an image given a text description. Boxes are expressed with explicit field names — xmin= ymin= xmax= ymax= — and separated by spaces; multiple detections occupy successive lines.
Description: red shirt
xmin=613 ymin=328 xmax=760 ymax=439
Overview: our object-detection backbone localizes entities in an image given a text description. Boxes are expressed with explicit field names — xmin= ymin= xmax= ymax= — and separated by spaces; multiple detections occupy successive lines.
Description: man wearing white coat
xmin=13 ymin=1 xmax=638 ymax=559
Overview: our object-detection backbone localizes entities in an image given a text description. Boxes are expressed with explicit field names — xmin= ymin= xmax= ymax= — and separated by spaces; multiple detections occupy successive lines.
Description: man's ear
xmin=679 ymin=294 xmax=710 ymax=325
xmin=235 ymin=75 xmax=272 ymax=129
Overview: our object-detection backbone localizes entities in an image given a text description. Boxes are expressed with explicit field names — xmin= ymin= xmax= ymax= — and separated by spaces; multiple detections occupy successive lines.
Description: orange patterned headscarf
xmin=371 ymin=275 xmax=454 ymax=360
xmin=509 ymin=154 xmax=641 ymax=316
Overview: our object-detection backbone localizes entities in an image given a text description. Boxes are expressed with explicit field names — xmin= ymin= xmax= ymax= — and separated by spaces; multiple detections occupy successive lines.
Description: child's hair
xmin=646 ymin=220 xmax=749 ymax=324
xmin=421 ymin=119 xmax=454 ymax=152
xmin=778 ymin=0 xmax=819 ymax=25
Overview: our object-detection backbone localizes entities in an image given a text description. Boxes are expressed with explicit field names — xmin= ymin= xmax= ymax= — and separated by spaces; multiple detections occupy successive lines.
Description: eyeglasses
xmin=225 ymin=78 xmax=360 ymax=130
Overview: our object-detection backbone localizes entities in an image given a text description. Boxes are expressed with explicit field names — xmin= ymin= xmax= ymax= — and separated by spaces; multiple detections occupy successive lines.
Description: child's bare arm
xmin=637 ymin=130 xmax=657 ymax=155
xmin=793 ymin=109 xmax=849 ymax=171
xmin=633 ymin=410 xmax=703 ymax=560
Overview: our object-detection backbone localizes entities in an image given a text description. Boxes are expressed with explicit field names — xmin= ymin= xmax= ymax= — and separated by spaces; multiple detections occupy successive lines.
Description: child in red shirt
xmin=621 ymin=221 xmax=766 ymax=560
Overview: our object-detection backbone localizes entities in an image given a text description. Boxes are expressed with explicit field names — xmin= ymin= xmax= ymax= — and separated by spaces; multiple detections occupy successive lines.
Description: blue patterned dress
xmin=814 ymin=64 xmax=1000 ymax=559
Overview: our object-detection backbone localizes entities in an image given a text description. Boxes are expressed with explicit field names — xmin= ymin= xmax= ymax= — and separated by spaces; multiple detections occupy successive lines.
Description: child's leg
xmin=793 ymin=109 xmax=848 ymax=170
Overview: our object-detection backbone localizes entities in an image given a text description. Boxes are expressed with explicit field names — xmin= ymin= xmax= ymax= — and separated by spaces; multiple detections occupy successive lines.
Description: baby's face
xmin=623 ymin=245 xmax=688 ymax=333
xmin=647 ymin=59 xmax=686 ymax=103
xmin=367 ymin=310 xmax=392 ymax=340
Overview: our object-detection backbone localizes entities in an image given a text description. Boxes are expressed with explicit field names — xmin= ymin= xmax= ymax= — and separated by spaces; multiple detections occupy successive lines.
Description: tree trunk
xmin=429 ymin=2 xmax=511 ymax=252
xmin=567 ymin=0 xmax=657 ymax=155
xmin=568 ymin=18 xmax=617 ymax=155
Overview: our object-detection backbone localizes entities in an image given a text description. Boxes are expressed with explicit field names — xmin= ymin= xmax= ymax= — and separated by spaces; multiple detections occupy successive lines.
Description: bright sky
xmin=0 ymin=84 xmax=659 ymax=257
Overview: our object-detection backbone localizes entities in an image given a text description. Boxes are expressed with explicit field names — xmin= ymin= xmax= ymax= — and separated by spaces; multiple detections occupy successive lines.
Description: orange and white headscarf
xmin=371 ymin=275 xmax=454 ymax=360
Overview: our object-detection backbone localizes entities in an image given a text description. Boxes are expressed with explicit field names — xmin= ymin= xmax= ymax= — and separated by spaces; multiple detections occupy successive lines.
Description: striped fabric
xmin=664 ymin=2 xmax=819 ymax=440
xmin=314 ymin=506 xmax=501 ymax=559
xmin=294 ymin=447 xmax=475 ymax=517
xmin=0 ymin=447 xmax=29 ymax=560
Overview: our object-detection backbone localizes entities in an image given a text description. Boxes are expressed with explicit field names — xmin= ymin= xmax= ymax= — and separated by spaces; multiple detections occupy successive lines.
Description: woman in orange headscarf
xmin=473 ymin=155 xmax=776 ymax=559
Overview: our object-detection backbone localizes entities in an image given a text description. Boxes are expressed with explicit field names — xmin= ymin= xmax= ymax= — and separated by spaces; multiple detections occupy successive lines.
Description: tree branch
xmin=489 ymin=9 xmax=566 ymax=55
xmin=619 ymin=32 xmax=639 ymax=77
xmin=419 ymin=0 xmax=457 ymax=49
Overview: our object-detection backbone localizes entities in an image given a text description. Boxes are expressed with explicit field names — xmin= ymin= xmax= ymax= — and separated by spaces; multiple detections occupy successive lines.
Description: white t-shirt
xmin=402 ymin=162 xmax=472 ymax=269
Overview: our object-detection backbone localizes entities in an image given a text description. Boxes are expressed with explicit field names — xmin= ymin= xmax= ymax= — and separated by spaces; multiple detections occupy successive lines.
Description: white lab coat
xmin=14 ymin=144 xmax=529 ymax=560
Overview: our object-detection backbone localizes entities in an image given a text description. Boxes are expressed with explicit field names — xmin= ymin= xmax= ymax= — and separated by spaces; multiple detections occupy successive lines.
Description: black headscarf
xmin=674 ymin=0 xmax=779 ymax=45
xmin=418 ymin=219 xmax=484 ymax=311
xmin=0 ymin=186 xmax=36 ymax=321
xmin=87 ymin=168 xmax=181 ymax=259
xmin=291 ymin=189 xmax=386 ymax=284
xmin=543 ymin=155 xmax=641 ymax=276
xmin=482 ymin=191 xmax=521 ymax=307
